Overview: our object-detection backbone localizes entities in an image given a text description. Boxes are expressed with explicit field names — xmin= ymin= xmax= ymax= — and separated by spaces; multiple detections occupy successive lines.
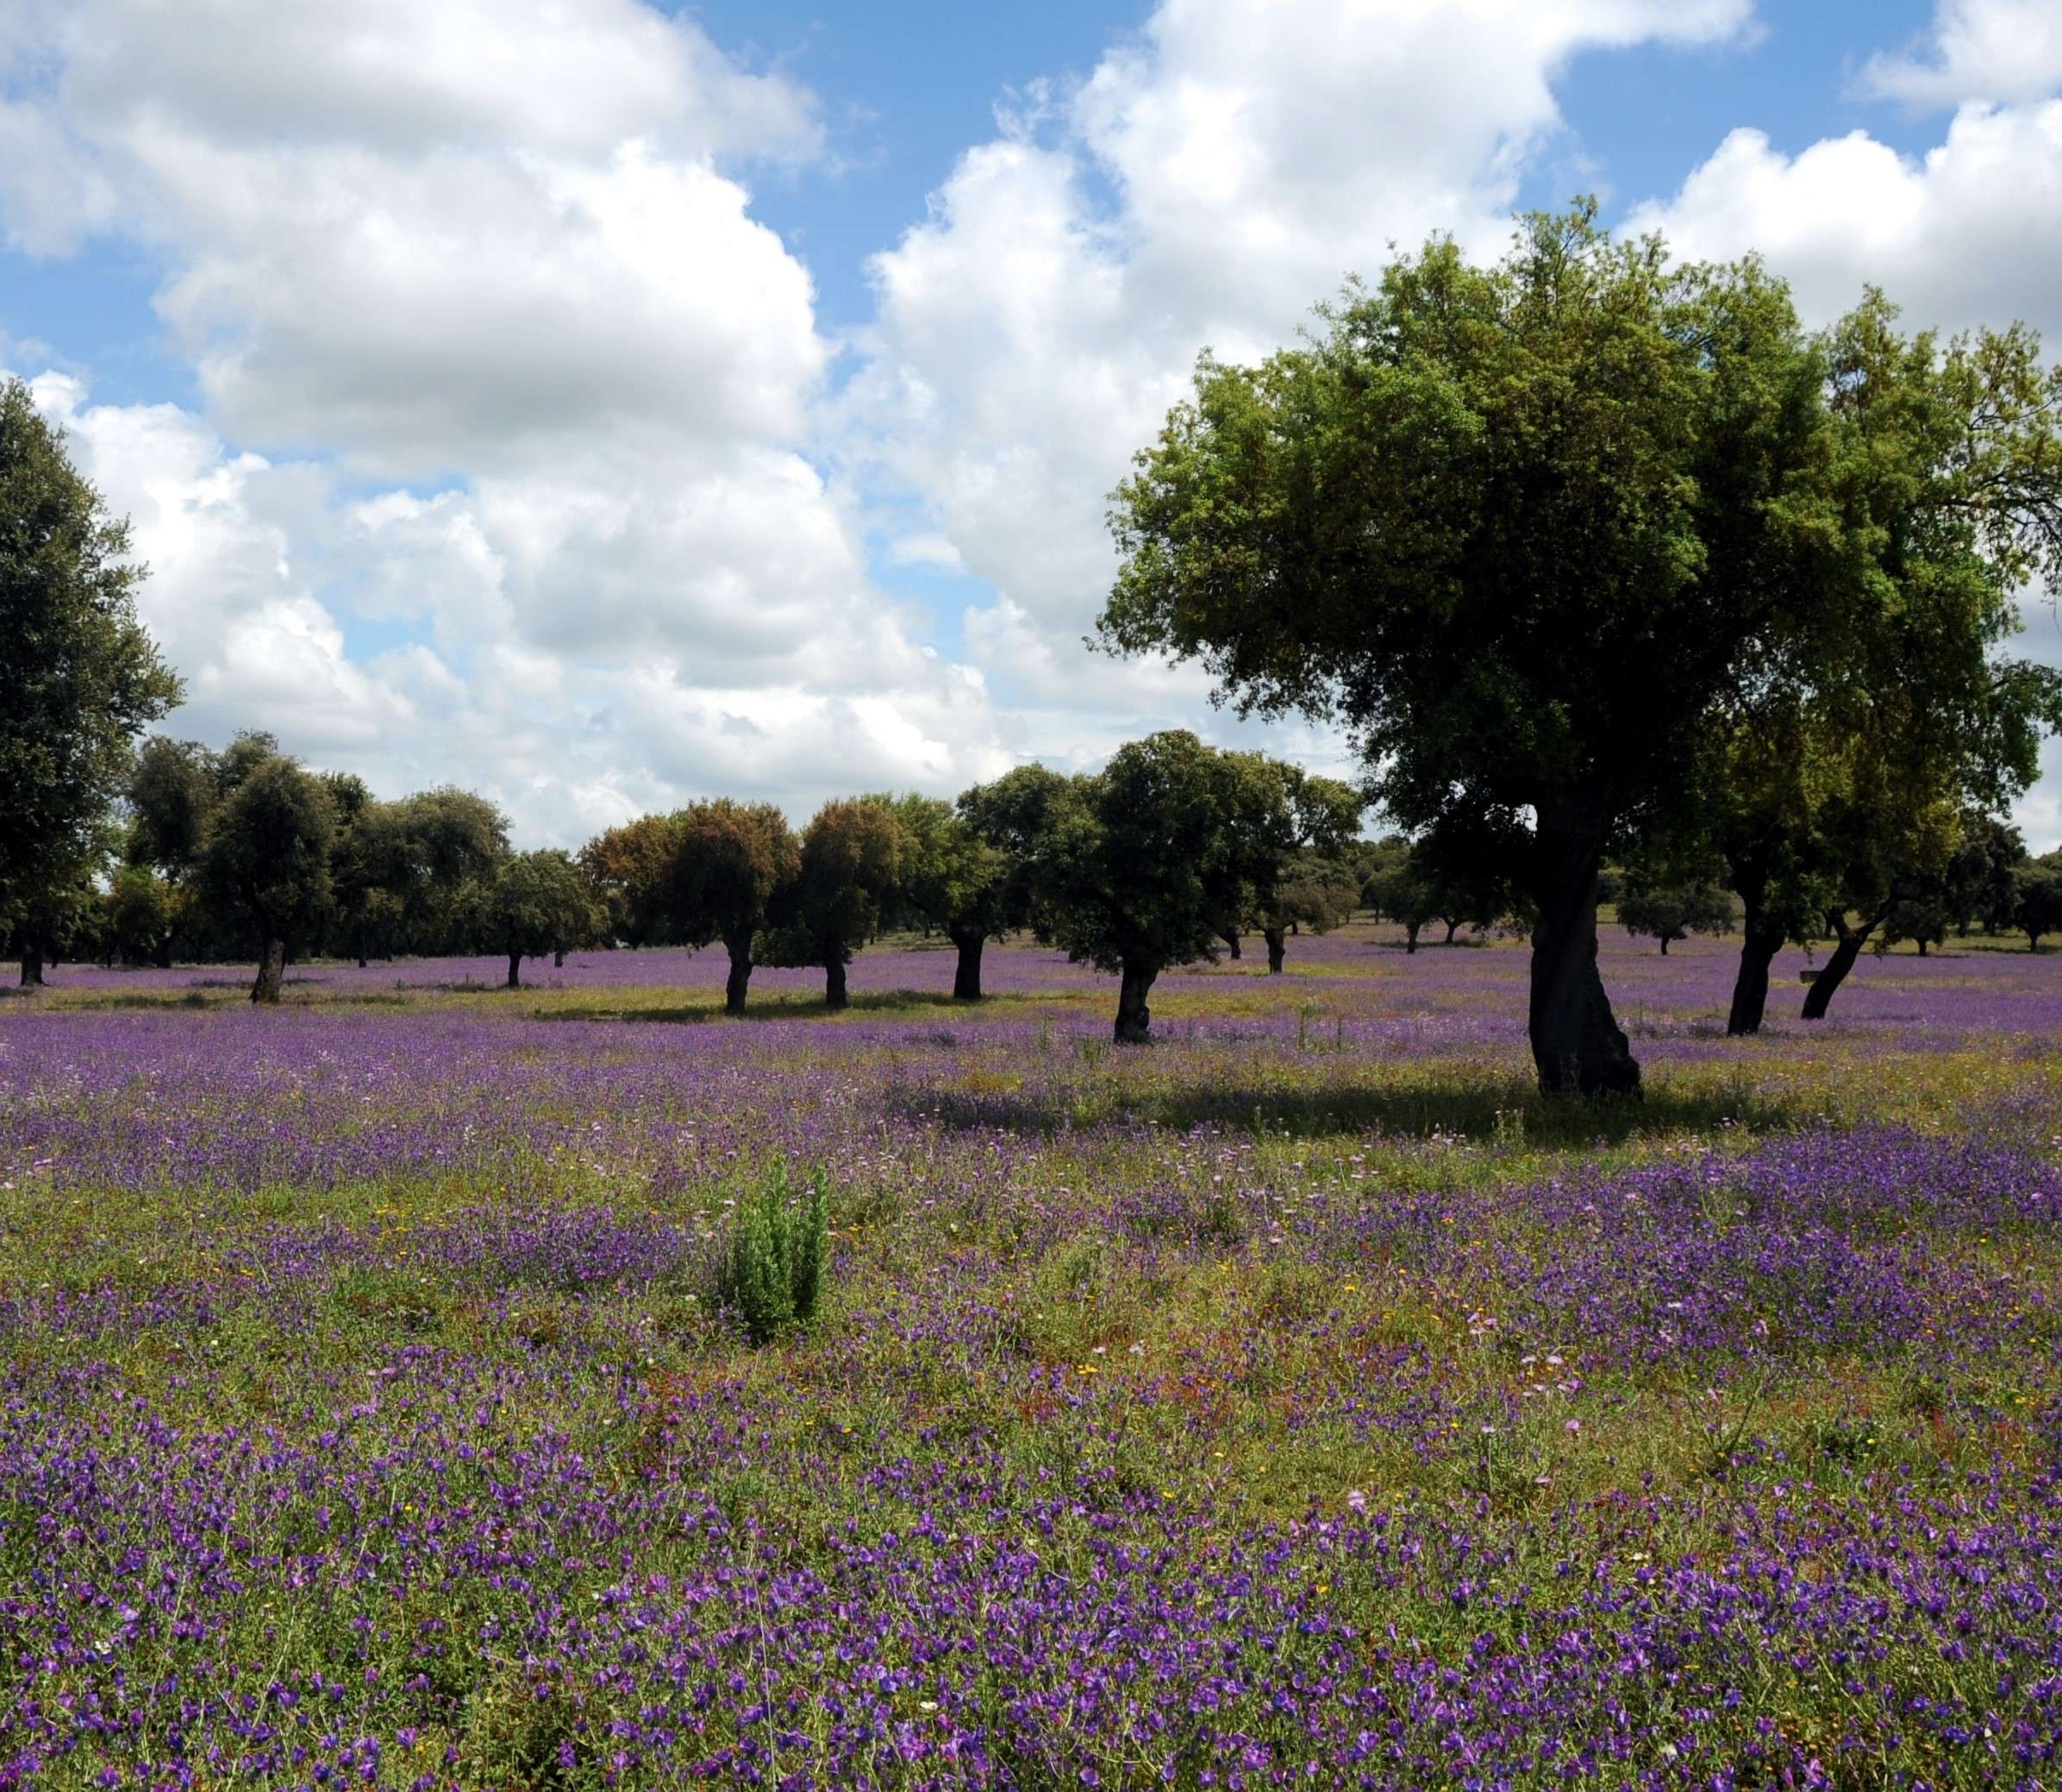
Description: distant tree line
xmin=578 ymin=740 xmax=1364 ymax=1040
xmin=9 ymin=192 xmax=2062 ymax=1096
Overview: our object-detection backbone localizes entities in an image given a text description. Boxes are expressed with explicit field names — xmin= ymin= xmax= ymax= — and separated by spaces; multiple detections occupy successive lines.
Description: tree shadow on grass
xmin=536 ymin=988 xmax=1048 ymax=1026
xmin=896 ymin=1073 xmax=1797 ymax=1146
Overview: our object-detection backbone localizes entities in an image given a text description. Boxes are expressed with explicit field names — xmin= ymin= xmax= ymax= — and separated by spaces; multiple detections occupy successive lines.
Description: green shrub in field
xmin=715 ymin=1158 xmax=829 ymax=1345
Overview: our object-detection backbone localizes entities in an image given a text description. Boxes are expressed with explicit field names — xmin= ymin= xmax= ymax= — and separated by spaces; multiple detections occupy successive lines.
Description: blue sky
xmin=3 ymin=0 xmax=2061 ymax=843
xmin=3 ymin=2 xmax=1951 ymax=380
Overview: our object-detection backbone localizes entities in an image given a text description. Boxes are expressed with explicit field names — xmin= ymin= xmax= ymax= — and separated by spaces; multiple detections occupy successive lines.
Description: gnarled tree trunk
xmin=950 ymin=926 xmax=984 ymax=1002
xmin=1528 ymin=809 xmax=1640 ymax=1098
xmin=824 ymin=940 xmax=849 ymax=1012
xmin=722 ymin=933 xmax=753 ymax=1015
xmin=18 ymin=940 xmax=43 ymax=987
xmin=506 ymin=951 xmax=522 ymax=990
xmin=252 ymin=937 xmax=286 ymax=1004
xmin=1114 ymin=958 xmax=1156 ymax=1043
xmin=1263 ymin=926 xmax=1286 ymax=974
xmin=1727 ymin=892 xmax=1785 ymax=1037
xmin=1802 ymin=912 xmax=1881 ymax=1020
xmin=1404 ymin=921 xmax=1421 ymax=953
xmin=1220 ymin=928 xmax=1241 ymax=960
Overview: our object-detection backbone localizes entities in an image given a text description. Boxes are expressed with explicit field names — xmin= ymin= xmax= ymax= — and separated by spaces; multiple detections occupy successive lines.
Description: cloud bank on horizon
xmin=3 ymin=0 xmax=2061 ymax=843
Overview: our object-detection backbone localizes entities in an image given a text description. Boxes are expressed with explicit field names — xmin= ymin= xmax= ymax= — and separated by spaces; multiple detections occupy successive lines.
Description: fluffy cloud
xmin=21 ymin=371 xmax=422 ymax=756
xmin=2 ymin=0 xmax=827 ymax=476
xmin=1858 ymin=0 xmax=2062 ymax=109
xmin=25 ymin=0 xmax=2060 ymax=845
xmin=848 ymin=0 xmax=1756 ymax=725
xmin=16 ymin=365 xmax=1023 ymax=838
xmin=1627 ymin=103 xmax=2062 ymax=346
xmin=0 ymin=0 xmax=1024 ymax=836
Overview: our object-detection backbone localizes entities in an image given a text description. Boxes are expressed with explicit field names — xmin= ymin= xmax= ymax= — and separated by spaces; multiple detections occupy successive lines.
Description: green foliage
xmin=2015 ymin=859 xmax=2062 ymax=952
xmin=103 ymin=866 xmax=180 ymax=966
xmin=953 ymin=764 xmax=1072 ymax=940
xmin=127 ymin=736 xmax=222 ymax=877
xmin=1361 ymin=834 xmax=1515 ymax=949
xmin=1101 ymin=203 xmax=1837 ymax=847
xmin=474 ymin=848 xmax=599 ymax=987
xmin=578 ymin=813 xmax=683 ymax=947
xmin=1100 ymin=204 xmax=2062 ymax=1089
xmin=671 ymin=800 xmax=800 ymax=954
xmin=1037 ymin=731 xmax=1297 ymax=1038
xmin=197 ymin=753 xmax=337 ymax=989
xmin=1618 ymin=877 xmax=1736 ymax=953
xmin=1944 ymin=812 xmax=2027 ymax=936
xmin=886 ymin=792 xmax=999 ymax=936
xmin=759 ymin=798 xmax=908 ymax=1005
xmin=0 ymin=378 xmax=180 ymax=950
xmin=714 ymin=1159 xmax=830 ymax=1346
xmin=1266 ymin=850 xmax=1359 ymax=936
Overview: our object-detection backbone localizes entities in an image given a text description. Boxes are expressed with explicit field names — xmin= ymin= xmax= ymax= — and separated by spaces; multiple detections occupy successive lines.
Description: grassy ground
xmin=3 ymin=925 xmax=2061 ymax=1787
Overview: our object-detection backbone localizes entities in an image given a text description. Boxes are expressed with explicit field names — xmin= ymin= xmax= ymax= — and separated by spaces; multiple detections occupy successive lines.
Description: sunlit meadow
xmin=5 ymin=924 xmax=2062 ymax=1789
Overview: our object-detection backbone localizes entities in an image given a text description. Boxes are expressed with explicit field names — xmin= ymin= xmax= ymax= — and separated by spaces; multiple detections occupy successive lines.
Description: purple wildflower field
xmin=4 ymin=926 xmax=2062 ymax=1789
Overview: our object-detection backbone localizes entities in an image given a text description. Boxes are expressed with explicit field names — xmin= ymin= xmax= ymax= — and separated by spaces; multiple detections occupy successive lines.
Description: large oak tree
xmin=1 ymin=378 xmax=180 ymax=984
xmin=1100 ymin=205 xmax=2059 ymax=1096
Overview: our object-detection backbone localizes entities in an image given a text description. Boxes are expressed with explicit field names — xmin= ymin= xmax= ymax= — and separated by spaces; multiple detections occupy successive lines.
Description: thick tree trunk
xmin=824 ymin=942 xmax=848 ymax=1012
xmin=357 ymin=951 xmax=369 ymax=970
xmin=553 ymin=947 xmax=565 ymax=968
xmin=1220 ymin=928 xmax=1241 ymax=961
xmin=506 ymin=951 xmax=522 ymax=990
xmin=154 ymin=940 xmax=173 ymax=970
xmin=1659 ymin=936 xmax=1671 ymax=956
xmin=18 ymin=941 xmax=43 ymax=987
xmin=1915 ymin=940 xmax=1928 ymax=958
xmin=723 ymin=935 xmax=753 ymax=1015
xmin=1528 ymin=814 xmax=1640 ymax=1098
xmin=1404 ymin=921 xmax=1420 ymax=953
xmin=1443 ymin=920 xmax=1459 ymax=945
xmin=1802 ymin=921 xmax=1877 ymax=1020
xmin=1263 ymin=927 xmax=1286 ymax=974
xmin=950 ymin=927 xmax=984 ymax=1002
xmin=1727 ymin=901 xmax=1784 ymax=1037
xmin=252 ymin=937 xmax=286 ymax=1004
xmin=1114 ymin=958 xmax=1157 ymax=1044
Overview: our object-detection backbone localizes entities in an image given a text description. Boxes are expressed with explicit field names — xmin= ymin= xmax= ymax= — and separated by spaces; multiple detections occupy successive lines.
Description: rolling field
xmin=4 ymin=926 xmax=2062 ymax=1789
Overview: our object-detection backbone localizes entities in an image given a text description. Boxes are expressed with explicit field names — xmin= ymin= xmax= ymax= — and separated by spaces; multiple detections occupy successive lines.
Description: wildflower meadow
xmin=3 ymin=926 xmax=2061 ymax=1790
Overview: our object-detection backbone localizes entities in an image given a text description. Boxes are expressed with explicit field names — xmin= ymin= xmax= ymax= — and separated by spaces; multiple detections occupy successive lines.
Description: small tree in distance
xmin=948 ymin=765 xmax=1071 ymax=1000
xmin=1258 ymin=852 xmax=1360 ymax=971
xmin=476 ymin=849 xmax=596 ymax=990
xmin=2015 ymin=859 xmax=2062 ymax=952
xmin=1038 ymin=731 xmax=1294 ymax=1042
xmin=886 ymin=793 xmax=1002 ymax=997
xmin=580 ymin=814 xmax=682 ymax=948
xmin=1618 ymin=877 xmax=1736 ymax=955
xmin=762 ymin=798 xmax=907 ymax=1011
xmin=1944 ymin=812 xmax=2026 ymax=938
xmin=670 ymin=801 xmax=801 ymax=1015
xmin=1243 ymin=764 xmax=1362 ymax=973
xmin=197 ymin=754 xmax=336 ymax=1002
